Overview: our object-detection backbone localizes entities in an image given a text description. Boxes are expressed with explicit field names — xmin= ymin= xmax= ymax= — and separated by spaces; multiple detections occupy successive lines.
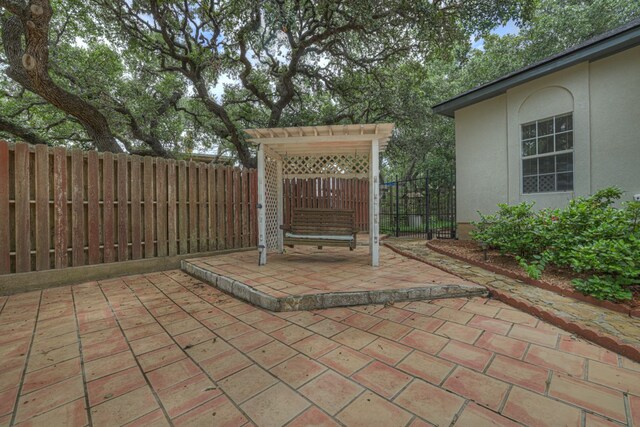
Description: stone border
xmin=0 ymin=247 xmax=255 ymax=296
xmin=181 ymin=259 xmax=487 ymax=312
xmin=384 ymin=242 xmax=640 ymax=363
xmin=425 ymin=242 xmax=640 ymax=318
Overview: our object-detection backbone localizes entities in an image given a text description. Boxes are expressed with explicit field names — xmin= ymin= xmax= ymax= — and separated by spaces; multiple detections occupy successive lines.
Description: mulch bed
xmin=427 ymin=239 xmax=640 ymax=317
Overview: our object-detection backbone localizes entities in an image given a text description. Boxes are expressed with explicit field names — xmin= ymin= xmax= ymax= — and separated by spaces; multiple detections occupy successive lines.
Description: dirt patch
xmin=428 ymin=239 xmax=640 ymax=311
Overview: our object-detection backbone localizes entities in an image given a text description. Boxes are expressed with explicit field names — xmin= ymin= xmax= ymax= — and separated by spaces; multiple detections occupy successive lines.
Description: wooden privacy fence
xmin=0 ymin=141 xmax=257 ymax=275
xmin=283 ymin=177 xmax=369 ymax=232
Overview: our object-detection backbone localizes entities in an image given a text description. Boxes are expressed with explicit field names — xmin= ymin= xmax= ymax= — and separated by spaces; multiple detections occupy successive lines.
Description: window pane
xmin=523 ymin=158 xmax=537 ymax=176
xmin=523 ymin=176 xmax=537 ymax=193
xmin=537 ymin=119 xmax=554 ymax=136
xmin=556 ymin=132 xmax=573 ymax=151
xmin=522 ymin=139 xmax=537 ymax=156
xmin=538 ymin=136 xmax=554 ymax=154
xmin=557 ymin=172 xmax=574 ymax=191
xmin=539 ymin=174 xmax=555 ymax=192
xmin=539 ymin=156 xmax=555 ymax=174
xmin=522 ymin=123 xmax=536 ymax=140
xmin=556 ymin=114 xmax=572 ymax=132
xmin=556 ymin=153 xmax=573 ymax=172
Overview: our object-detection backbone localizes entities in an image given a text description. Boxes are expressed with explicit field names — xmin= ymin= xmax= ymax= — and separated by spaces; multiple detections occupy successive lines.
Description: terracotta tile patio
xmin=182 ymin=245 xmax=486 ymax=311
xmin=0 ymin=270 xmax=639 ymax=426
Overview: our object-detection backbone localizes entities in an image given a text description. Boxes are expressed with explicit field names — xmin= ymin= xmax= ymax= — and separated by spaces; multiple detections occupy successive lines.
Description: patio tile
xmin=218 ymin=365 xmax=277 ymax=403
xmin=461 ymin=301 xmax=501 ymax=317
xmin=184 ymin=337 xmax=231 ymax=362
xmin=164 ymin=318 xmax=202 ymax=336
xmin=0 ymin=366 xmax=23 ymax=393
xmin=315 ymin=307 xmax=355 ymax=322
xmin=394 ymin=379 xmax=465 ymax=426
xmin=253 ymin=316 xmax=289 ymax=333
xmin=337 ymin=391 xmax=412 ymax=427
xmin=137 ymin=344 xmax=186 ymax=372
xmin=584 ymin=413 xmax=622 ymax=427
xmin=173 ymin=395 xmax=247 ymax=427
xmin=87 ymin=366 xmax=146 ymax=406
xmin=269 ymin=324 xmax=313 ymax=345
xmin=319 ymin=346 xmax=373 ymax=377
xmin=228 ymin=329 xmax=273 ymax=352
xmin=454 ymin=402 xmax=520 ymax=427
xmin=587 ymin=360 xmax=640 ymax=395
xmin=0 ymin=387 xmax=18 ymax=417
xmin=200 ymin=348 xmax=253 ymax=380
xmin=486 ymin=354 xmax=549 ymax=393
xmin=123 ymin=409 xmax=170 ymax=427
xmin=248 ymin=340 xmax=297 ymax=369
xmin=438 ymin=340 xmax=493 ymax=372
xmin=432 ymin=306 xmax=473 ymax=324
xmin=287 ymin=406 xmax=340 ymax=427
xmin=173 ymin=327 xmax=216 ymax=349
xmin=241 ymin=383 xmax=310 ymax=427
xmin=13 ymin=398 xmax=88 ymax=427
xmin=502 ymin=386 xmax=581 ymax=427
xmin=352 ymin=361 xmax=411 ymax=399
xmin=129 ymin=332 xmax=174 ymax=355
xmin=435 ymin=321 xmax=482 ymax=344
xmin=332 ymin=327 xmax=377 ymax=350
xmin=403 ymin=301 xmax=441 ymax=316
xmin=157 ymin=373 xmax=221 ymax=418
xmin=361 ymin=338 xmax=412 ymax=365
xmin=508 ymin=324 xmax=559 ymax=348
xmin=401 ymin=313 xmax=445 ymax=333
xmin=292 ymin=334 xmax=340 ymax=359
xmin=288 ymin=312 xmax=324 ymax=327
xmin=549 ymin=373 xmax=626 ymax=422
xmin=496 ymin=308 xmax=539 ymax=327
xmin=400 ymin=329 xmax=449 ymax=355
xmin=90 ymin=386 xmax=158 ymax=427
xmin=630 ymin=394 xmax=640 ymax=426
xmin=270 ymin=354 xmax=327 ymax=388
xmin=213 ymin=322 xmax=255 ymax=340
xmin=84 ymin=350 xmax=136 ymax=382
xmin=300 ymin=371 xmax=363 ymax=415
xmin=558 ymin=336 xmax=618 ymax=365
xmin=342 ymin=312 xmax=382 ymax=330
xmin=396 ymin=350 xmax=454 ymax=385
xmin=122 ymin=322 xmax=165 ymax=341
xmin=21 ymin=357 xmax=81 ymax=394
xmin=368 ymin=320 xmax=412 ymax=341
xmin=525 ymin=345 xmax=586 ymax=377
xmin=146 ymin=358 xmax=203 ymax=391
xmin=443 ymin=366 xmax=509 ymax=410
xmin=82 ymin=337 xmax=127 ymax=363
xmin=15 ymin=376 xmax=84 ymax=423
xmin=475 ymin=332 xmax=528 ymax=359
xmin=309 ymin=319 xmax=350 ymax=338
xmin=26 ymin=342 xmax=80 ymax=372
xmin=467 ymin=315 xmax=512 ymax=335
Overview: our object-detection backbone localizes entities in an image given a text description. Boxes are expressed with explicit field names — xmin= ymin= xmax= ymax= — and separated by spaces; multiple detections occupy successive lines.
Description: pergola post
xmin=276 ymin=159 xmax=284 ymax=253
xmin=370 ymin=138 xmax=380 ymax=266
xmin=257 ymin=143 xmax=267 ymax=265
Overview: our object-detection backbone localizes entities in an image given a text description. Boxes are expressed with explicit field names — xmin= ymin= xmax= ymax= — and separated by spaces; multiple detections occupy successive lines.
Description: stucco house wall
xmin=455 ymin=45 xmax=640 ymax=239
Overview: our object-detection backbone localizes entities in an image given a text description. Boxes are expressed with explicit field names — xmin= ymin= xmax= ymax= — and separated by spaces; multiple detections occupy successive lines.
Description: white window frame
xmin=520 ymin=113 xmax=574 ymax=194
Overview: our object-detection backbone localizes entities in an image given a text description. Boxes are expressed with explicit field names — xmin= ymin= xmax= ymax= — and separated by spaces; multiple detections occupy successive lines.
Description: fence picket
xmin=143 ymin=156 xmax=154 ymax=258
xmin=71 ymin=150 xmax=84 ymax=267
xmin=117 ymin=153 xmax=129 ymax=261
xmin=87 ymin=151 xmax=100 ymax=264
xmin=156 ymin=158 xmax=167 ymax=257
xmin=34 ymin=145 xmax=50 ymax=271
xmin=0 ymin=141 xmax=9 ymax=274
xmin=167 ymin=160 xmax=177 ymax=256
xmin=53 ymin=147 xmax=67 ymax=269
xmin=130 ymin=156 xmax=142 ymax=260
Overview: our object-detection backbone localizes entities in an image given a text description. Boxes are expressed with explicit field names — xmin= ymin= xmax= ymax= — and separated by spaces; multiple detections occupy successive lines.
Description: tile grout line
xmin=8 ymin=290 xmax=43 ymax=426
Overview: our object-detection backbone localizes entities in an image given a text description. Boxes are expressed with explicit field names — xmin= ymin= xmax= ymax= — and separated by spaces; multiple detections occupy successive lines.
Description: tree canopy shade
xmin=0 ymin=0 xmax=534 ymax=165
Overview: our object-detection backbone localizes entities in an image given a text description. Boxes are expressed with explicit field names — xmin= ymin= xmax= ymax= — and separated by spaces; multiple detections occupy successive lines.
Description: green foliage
xmin=472 ymin=188 xmax=640 ymax=301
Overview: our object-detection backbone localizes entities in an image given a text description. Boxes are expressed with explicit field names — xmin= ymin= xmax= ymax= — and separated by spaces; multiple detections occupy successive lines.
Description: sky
xmin=471 ymin=19 xmax=520 ymax=50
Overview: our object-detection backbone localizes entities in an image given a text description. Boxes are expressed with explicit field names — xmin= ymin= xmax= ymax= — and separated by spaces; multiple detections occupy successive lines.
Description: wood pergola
xmin=246 ymin=123 xmax=395 ymax=267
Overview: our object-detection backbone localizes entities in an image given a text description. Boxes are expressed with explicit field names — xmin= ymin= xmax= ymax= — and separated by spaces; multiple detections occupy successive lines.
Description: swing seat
xmin=281 ymin=208 xmax=357 ymax=250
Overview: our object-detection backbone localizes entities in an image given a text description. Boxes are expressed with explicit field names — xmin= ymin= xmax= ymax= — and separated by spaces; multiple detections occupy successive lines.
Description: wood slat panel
xmin=207 ymin=164 xmax=217 ymax=251
xmin=0 ymin=141 xmax=10 ymax=274
xmin=130 ymin=156 xmax=142 ymax=260
xmin=117 ymin=153 xmax=129 ymax=261
xmin=241 ymin=170 xmax=249 ymax=247
xmin=34 ymin=145 xmax=50 ymax=271
xmin=14 ymin=143 xmax=30 ymax=272
xmin=167 ymin=160 xmax=177 ymax=256
xmin=71 ymin=150 xmax=84 ymax=267
xmin=225 ymin=168 xmax=233 ymax=248
xmin=233 ymin=169 xmax=241 ymax=248
xmin=178 ymin=160 xmax=188 ymax=254
xmin=188 ymin=161 xmax=198 ymax=253
xmin=156 ymin=158 xmax=167 ymax=257
xmin=198 ymin=164 xmax=207 ymax=252
xmin=103 ymin=152 xmax=115 ymax=263
xmin=143 ymin=156 xmax=155 ymax=258
xmin=87 ymin=151 xmax=100 ymax=264
xmin=53 ymin=147 xmax=68 ymax=269
xmin=216 ymin=167 xmax=225 ymax=249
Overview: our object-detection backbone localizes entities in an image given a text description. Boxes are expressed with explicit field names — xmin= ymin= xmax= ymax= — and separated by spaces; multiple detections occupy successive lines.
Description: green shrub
xmin=471 ymin=187 xmax=640 ymax=302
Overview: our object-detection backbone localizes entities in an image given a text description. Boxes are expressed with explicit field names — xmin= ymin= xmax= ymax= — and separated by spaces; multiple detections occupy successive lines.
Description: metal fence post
xmin=394 ymin=177 xmax=399 ymax=237
xmin=425 ymin=175 xmax=432 ymax=240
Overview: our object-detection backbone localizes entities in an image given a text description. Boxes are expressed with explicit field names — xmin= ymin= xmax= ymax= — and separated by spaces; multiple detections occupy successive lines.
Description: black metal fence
xmin=380 ymin=172 xmax=456 ymax=239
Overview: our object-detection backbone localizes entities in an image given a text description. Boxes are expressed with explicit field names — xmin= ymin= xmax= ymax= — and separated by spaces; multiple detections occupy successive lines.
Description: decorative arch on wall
xmin=518 ymin=86 xmax=574 ymax=124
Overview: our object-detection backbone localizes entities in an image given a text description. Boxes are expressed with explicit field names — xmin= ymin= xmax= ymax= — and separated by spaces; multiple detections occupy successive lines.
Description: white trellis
xmin=249 ymin=124 xmax=394 ymax=267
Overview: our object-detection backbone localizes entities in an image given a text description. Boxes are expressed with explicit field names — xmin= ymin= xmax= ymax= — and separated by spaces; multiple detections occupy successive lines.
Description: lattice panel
xmin=283 ymin=154 xmax=370 ymax=178
xmin=265 ymin=156 xmax=279 ymax=250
